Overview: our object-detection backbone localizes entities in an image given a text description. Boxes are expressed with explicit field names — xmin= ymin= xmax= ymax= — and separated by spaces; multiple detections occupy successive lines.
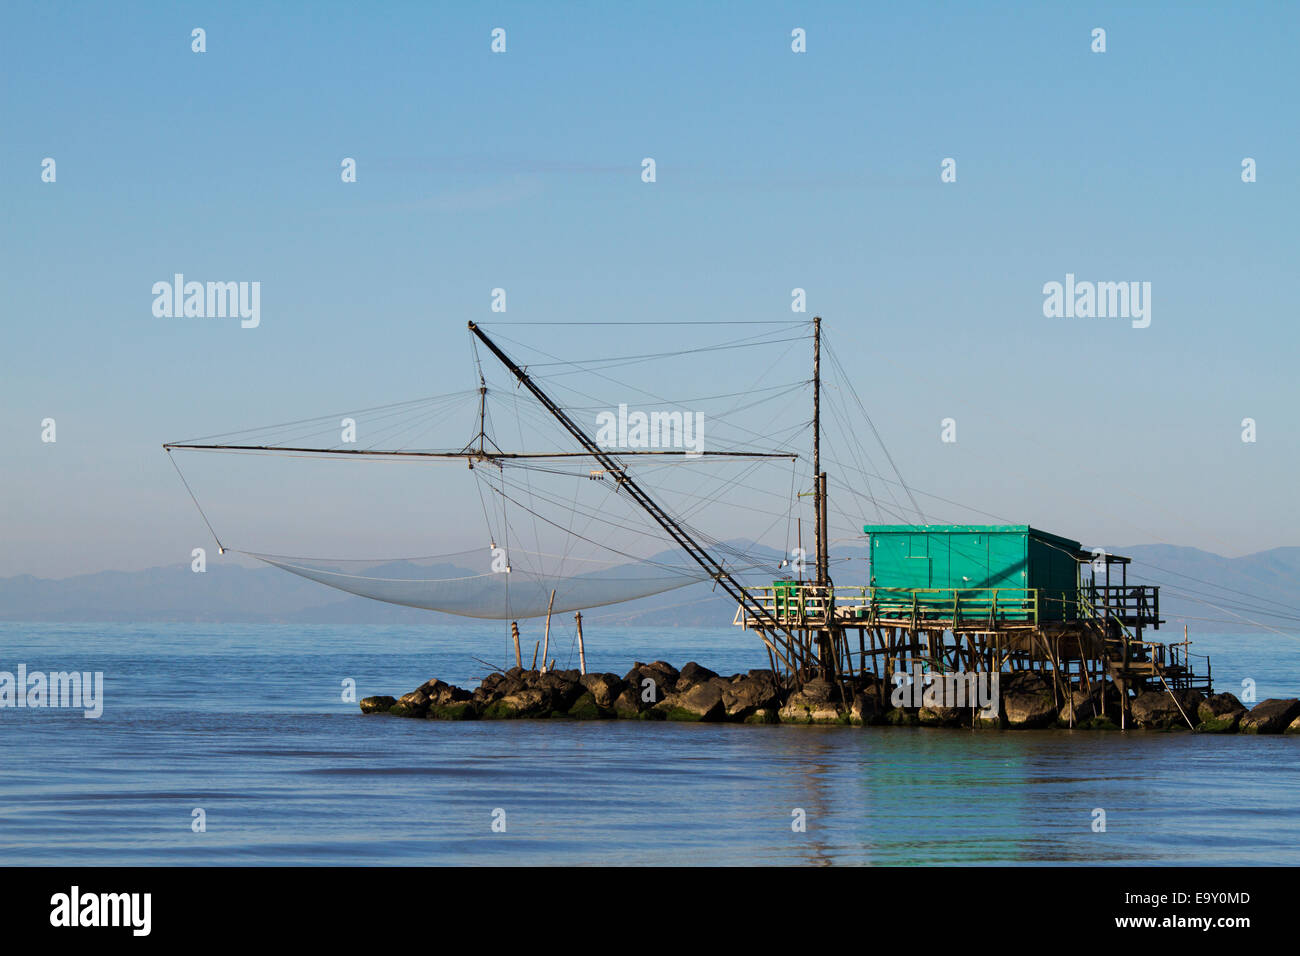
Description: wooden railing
xmin=736 ymin=584 xmax=1039 ymax=628
xmin=1084 ymin=584 xmax=1160 ymax=628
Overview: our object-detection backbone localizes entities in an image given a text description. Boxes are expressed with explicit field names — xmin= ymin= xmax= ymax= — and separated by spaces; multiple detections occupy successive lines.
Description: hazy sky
xmin=2 ymin=1 xmax=1297 ymax=578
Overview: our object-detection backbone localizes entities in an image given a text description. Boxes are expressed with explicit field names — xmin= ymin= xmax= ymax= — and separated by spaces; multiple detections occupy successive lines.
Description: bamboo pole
xmin=575 ymin=611 xmax=587 ymax=675
xmin=541 ymin=589 xmax=556 ymax=673
xmin=531 ymin=641 xmax=539 ymax=670
xmin=511 ymin=620 xmax=522 ymax=669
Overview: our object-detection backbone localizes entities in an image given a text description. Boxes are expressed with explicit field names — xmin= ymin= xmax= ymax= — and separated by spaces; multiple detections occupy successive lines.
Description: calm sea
xmin=1 ymin=622 xmax=1297 ymax=865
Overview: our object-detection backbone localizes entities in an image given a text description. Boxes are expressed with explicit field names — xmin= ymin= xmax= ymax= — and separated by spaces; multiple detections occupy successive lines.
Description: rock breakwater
xmin=360 ymin=662 xmax=1300 ymax=733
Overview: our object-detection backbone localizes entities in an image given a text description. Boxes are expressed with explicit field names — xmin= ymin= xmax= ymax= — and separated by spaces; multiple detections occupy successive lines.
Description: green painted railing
xmin=742 ymin=584 xmax=1039 ymax=627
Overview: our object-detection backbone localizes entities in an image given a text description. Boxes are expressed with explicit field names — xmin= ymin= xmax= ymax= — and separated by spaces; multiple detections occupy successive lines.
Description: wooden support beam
xmin=541 ymin=589 xmax=555 ymax=673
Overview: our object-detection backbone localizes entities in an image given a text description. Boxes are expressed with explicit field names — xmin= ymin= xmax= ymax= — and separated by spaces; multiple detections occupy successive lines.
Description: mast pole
xmin=813 ymin=316 xmax=826 ymax=589
xmin=812 ymin=316 xmax=835 ymax=679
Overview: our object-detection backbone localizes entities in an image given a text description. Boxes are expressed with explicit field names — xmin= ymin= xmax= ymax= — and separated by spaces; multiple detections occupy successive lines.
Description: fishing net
xmin=242 ymin=547 xmax=714 ymax=619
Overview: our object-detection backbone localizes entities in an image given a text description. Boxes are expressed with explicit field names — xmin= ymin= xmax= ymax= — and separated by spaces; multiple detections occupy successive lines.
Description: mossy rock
xmin=388 ymin=703 xmax=426 ymax=718
xmin=427 ymin=702 xmax=477 ymax=721
xmin=1077 ymin=715 xmax=1120 ymax=731
xmin=1196 ymin=715 xmax=1238 ymax=733
xmin=885 ymin=707 xmax=919 ymax=726
xmin=564 ymin=691 xmax=609 ymax=720
xmin=665 ymin=706 xmax=706 ymax=722
xmin=743 ymin=707 xmax=779 ymax=724
xmin=481 ymin=700 xmax=524 ymax=719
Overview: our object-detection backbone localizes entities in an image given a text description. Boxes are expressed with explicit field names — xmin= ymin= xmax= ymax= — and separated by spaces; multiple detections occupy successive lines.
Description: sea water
xmin=0 ymin=623 xmax=1296 ymax=865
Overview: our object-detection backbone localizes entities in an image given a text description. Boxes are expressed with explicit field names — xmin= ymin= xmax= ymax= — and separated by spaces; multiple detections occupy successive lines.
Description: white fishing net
xmin=243 ymin=547 xmax=714 ymax=619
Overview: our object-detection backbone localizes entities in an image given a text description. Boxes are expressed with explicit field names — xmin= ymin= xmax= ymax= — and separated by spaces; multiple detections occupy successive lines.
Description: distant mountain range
xmin=0 ymin=543 xmax=1296 ymax=632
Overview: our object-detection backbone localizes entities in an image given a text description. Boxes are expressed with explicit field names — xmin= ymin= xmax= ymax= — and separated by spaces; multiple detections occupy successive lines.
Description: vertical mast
xmin=813 ymin=316 xmax=829 ymax=589
xmin=812 ymin=316 xmax=835 ymax=678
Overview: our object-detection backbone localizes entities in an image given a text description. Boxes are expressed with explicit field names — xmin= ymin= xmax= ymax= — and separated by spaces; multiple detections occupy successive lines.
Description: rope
xmin=166 ymin=450 xmax=225 ymax=553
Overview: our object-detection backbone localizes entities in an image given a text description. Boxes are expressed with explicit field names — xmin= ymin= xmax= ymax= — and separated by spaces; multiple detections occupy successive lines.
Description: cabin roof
xmin=861 ymin=524 xmax=1088 ymax=556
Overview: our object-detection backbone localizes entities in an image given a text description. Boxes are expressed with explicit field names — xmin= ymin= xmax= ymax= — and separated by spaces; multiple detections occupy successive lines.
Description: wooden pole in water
xmin=511 ymin=621 xmax=522 ymax=669
xmin=531 ymin=641 xmax=539 ymax=670
xmin=575 ymin=611 xmax=587 ymax=675
xmin=541 ymin=589 xmax=556 ymax=673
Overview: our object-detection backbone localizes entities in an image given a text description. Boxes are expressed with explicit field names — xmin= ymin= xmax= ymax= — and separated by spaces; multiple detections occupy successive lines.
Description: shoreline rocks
xmin=1130 ymin=689 xmax=1203 ymax=730
xmin=1197 ymin=693 xmax=1246 ymax=733
xmin=358 ymin=663 xmax=1300 ymax=735
xmin=1239 ymin=698 xmax=1300 ymax=734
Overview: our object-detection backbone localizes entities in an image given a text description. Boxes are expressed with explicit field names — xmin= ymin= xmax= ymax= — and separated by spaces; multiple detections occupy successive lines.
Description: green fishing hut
xmin=861 ymin=524 xmax=1087 ymax=622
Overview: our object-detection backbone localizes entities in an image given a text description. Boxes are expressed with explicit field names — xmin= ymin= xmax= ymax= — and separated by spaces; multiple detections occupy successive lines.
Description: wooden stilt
xmin=575 ymin=611 xmax=587 ymax=675
xmin=511 ymin=620 xmax=522 ymax=669
xmin=541 ymin=589 xmax=555 ymax=673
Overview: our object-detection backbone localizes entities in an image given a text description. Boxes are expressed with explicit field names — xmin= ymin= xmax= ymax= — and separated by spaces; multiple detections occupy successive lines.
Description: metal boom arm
xmin=466 ymin=321 xmax=803 ymax=672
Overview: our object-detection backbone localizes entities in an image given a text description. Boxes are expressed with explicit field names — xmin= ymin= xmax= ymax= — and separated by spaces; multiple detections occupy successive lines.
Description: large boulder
xmin=850 ymin=692 xmax=884 ymax=726
xmin=612 ymin=685 xmax=653 ymax=718
xmin=536 ymin=671 xmax=584 ymax=711
xmin=478 ymin=672 xmax=506 ymax=694
xmin=622 ymin=660 xmax=678 ymax=685
xmin=1197 ymin=692 xmax=1246 ymax=733
xmin=440 ymin=686 xmax=472 ymax=705
xmin=494 ymin=675 xmax=528 ymax=698
xmin=1288 ymin=715 xmax=1300 ymax=735
xmin=779 ymin=691 xmax=845 ymax=724
xmin=416 ymin=678 xmax=449 ymax=697
xmin=647 ymin=660 xmax=679 ymax=681
xmin=1059 ymin=688 xmax=1104 ymax=725
xmin=412 ymin=679 xmax=473 ymax=708
xmin=1001 ymin=672 xmax=1056 ymax=729
xmin=657 ymin=680 xmax=726 ymax=721
xmin=578 ymin=672 xmax=626 ymax=709
xmin=1240 ymin=698 xmax=1300 ymax=734
xmin=482 ymin=687 xmax=556 ymax=719
xmin=674 ymin=662 xmax=719 ymax=692
xmin=721 ymin=671 xmax=780 ymax=720
xmin=471 ymin=674 xmax=507 ymax=707
xmin=884 ymin=706 xmax=920 ymax=726
xmin=1003 ymin=695 xmax=1056 ymax=728
xmin=564 ymin=691 xmax=610 ymax=720
xmin=390 ymin=689 xmax=432 ymax=717
xmin=799 ymin=678 xmax=840 ymax=704
xmin=1130 ymin=690 xmax=1200 ymax=729
xmin=919 ymin=704 xmax=967 ymax=727
xmin=427 ymin=700 xmax=477 ymax=720
xmin=623 ymin=662 xmax=677 ymax=706
xmin=360 ymin=695 xmax=396 ymax=714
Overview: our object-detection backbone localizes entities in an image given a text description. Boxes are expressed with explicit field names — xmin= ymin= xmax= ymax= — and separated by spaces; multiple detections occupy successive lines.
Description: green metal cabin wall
xmin=1026 ymin=535 xmax=1079 ymax=621
xmin=865 ymin=525 xmax=1079 ymax=621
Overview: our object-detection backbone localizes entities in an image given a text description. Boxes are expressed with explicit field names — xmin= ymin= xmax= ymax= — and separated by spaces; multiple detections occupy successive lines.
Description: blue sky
xmin=2 ymin=1 xmax=1297 ymax=577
